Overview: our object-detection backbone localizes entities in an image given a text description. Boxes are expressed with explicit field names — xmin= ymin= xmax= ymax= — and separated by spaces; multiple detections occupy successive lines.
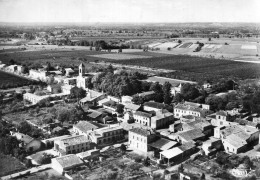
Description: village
xmin=0 ymin=57 xmax=260 ymax=180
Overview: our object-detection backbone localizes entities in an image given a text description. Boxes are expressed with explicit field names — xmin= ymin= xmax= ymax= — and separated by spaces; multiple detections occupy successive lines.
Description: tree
xmin=116 ymin=104 xmax=124 ymax=114
xmin=132 ymin=95 xmax=144 ymax=105
xmin=180 ymin=83 xmax=200 ymax=101
xmin=200 ymin=173 xmax=206 ymax=180
xmin=86 ymin=78 xmax=93 ymax=89
xmin=18 ymin=121 xmax=32 ymax=134
xmin=120 ymin=144 xmax=127 ymax=153
xmin=57 ymin=109 xmax=70 ymax=124
xmin=178 ymin=164 xmax=184 ymax=173
xmin=70 ymin=87 xmax=86 ymax=101
xmin=143 ymin=157 xmax=150 ymax=167
xmin=163 ymin=82 xmax=172 ymax=104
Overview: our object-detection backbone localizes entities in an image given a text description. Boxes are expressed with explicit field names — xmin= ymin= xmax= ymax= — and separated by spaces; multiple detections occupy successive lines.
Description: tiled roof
xmin=178 ymin=141 xmax=196 ymax=151
xmin=124 ymin=103 xmax=141 ymax=111
xmin=224 ymin=134 xmax=247 ymax=148
xmin=74 ymin=121 xmax=101 ymax=133
xmin=129 ymin=127 xmax=153 ymax=137
xmin=87 ymin=110 xmax=102 ymax=119
xmin=144 ymin=102 xmax=169 ymax=109
xmin=216 ymin=110 xmax=228 ymax=116
xmin=149 ymin=138 xmax=177 ymax=151
xmin=134 ymin=111 xmax=153 ymax=118
xmin=61 ymin=135 xmax=89 ymax=146
xmin=76 ymin=149 xmax=100 ymax=158
xmin=54 ymin=154 xmax=83 ymax=169
xmin=175 ymin=104 xmax=205 ymax=114
xmin=151 ymin=112 xmax=173 ymax=121
xmin=178 ymin=129 xmax=205 ymax=141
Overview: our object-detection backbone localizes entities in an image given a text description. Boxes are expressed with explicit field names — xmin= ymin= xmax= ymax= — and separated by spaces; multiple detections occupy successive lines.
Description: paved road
xmin=1 ymin=164 xmax=52 ymax=180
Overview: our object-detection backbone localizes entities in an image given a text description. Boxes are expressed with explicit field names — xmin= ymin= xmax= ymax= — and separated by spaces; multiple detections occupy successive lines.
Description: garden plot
xmin=90 ymin=53 xmax=151 ymax=60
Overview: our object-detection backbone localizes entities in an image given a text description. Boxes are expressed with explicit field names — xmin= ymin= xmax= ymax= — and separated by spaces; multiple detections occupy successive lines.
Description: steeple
xmin=79 ymin=63 xmax=85 ymax=77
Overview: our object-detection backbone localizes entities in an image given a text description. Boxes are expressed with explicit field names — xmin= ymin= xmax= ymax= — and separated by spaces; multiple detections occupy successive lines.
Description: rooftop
xmin=129 ymin=127 xmax=153 ymax=137
xmin=124 ymin=103 xmax=141 ymax=111
xmin=144 ymin=101 xmax=170 ymax=109
xmin=178 ymin=129 xmax=205 ymax=141
xmin=74 ymin=121 xmax=102 ymax=133
xmin=76 ymin=149 xmax=100 ymax=158
xmin=87 ymin=110 xmax=103 ymax=119
xmin=137 ymin=91 xmax=155 ymax=97
xmin=60 ymin=135 xmax=89 ymax=146
xmin=224 ymin=134 xmax=247 ymax=148
xmin=178 ymin=141 xmax=196 ymax=151
xmin=149 ymin=138 xmax=177 ymax=151
xmin=54 ymin=154 xmax=83 ymax=169
xmin=160 ymin=147 xmax=183 ymax=159
xmin=134 ymin=111 xmax=153 ymax=118
xmin=175 ymin=103 xmax=206 ymax=114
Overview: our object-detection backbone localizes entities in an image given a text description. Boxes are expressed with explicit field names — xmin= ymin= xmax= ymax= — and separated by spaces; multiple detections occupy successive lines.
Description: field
xmin=0 ymin=71 xmax=35 ymax=89
xmin=179 ymin=42 xmax=193 ymax=48
xmin=106 ymin=55 xmax=260 ymax=81
xmin=0 ymin=153 xmax=27 ymax=176
xmin=90 ymin=53 xmax=151 ymax=60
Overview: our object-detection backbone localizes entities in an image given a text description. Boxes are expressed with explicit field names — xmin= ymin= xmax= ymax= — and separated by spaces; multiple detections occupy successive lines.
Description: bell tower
xmin=79 ymin=63 xmax=85 ymax=77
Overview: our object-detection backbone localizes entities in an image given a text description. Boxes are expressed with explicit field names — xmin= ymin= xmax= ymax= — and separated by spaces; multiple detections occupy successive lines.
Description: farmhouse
xmin=52 ymin=154 xmax=84 ymax=174
xmin=11 ymin=132 xmax=42 ymax=152
xmin=174 ymin=101 xmax=211 ymax=118
xmin=73 ymin=121 xmax=103 ymax=137
xmin=144 ymin=101 xmax=171 ymax=112
xmin=54 ymin=135 xmax=91 ymax=156
xmin=128 ymin=127 xmax=157 ymax=153
xmin=88 ymin=126 xmax=124 ymax=146
xmin=29 ymin=69 xmax=48 ymax=81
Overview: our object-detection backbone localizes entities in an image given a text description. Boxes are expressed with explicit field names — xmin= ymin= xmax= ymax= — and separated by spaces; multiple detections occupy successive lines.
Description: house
xmin=160 ymin=147 xmax=183 ymax=165
xmin=134 ymin=91 xmax=155 ymax=101
xmin=182 ymin=118 xmax=213 ymax=136
xmin=149 ymin=138 xmax=178 ymax=158
xmin=124 ymin=103 xmax=141 ymax=113
xmin=73 ymin=121 xmax=103 ymax=137
xmin=174 ymin=101 xmax=211 ymax=119
xmin=89 ymin=126 xmax=124 ymax=146
xmin=11 ymin=132 xmax=42 ymax=152
xmin=86 ymin=109 xmax=103 ymax=122
xmin=121 ymin=96 xmax=133 ymax=104
xmin=133 ymin=111 xmax=153 ymax=126
xmin=177 ymin=129 xmax=206 ymax=144
xmin=143 ymin=101 xmax=171 ymax=112
xmin=29 ymin=69 xmax=48 ymax=81
xmin=47 ymin=84 xmax=62 ymax=94
xmin=80 ymin=90 xmax=106 ymax=107
xmin=128 ymin=127 xmax=156 ymax=153
xmin=143 ymin=76 xmax=197 ymax=96
xmin=208 ymin=110 xmax=237 ymax=127
xmin=160 ymin=141 xmax=196 ymax=165
xmin=201 ymin=137 xmax=222 ymax=156
xmin=76 ymin=148 xmax=100 ymax=161
xmin=61 ymin=84 xmax=74 ymax=94
xmin=102 ymin=100 xmax=118 ymax=114
xmin=51 ymin=154 xmax=84 ymax=174
xmin=151 ymin=111 xmax=174 ymax=129
xmin=54 ymin=135 xmax=91 ymax=156
xmin=63 ymin=77 xmax=77 ymax=85
xmin=214 ymin=125 xmax=259 ymax=154
xmin=64 ymin=68 xmax=74 ymax=76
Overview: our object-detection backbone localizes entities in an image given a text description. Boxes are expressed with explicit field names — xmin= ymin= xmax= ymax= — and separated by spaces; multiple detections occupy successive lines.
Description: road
xmin=1 ymin=164 xmax=52 ymax=180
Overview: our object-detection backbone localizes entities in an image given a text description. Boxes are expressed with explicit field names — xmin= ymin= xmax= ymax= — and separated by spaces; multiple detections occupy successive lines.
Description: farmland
xmin=0 ymin=153 xmax=26 ymax=176
xmin=0 ymin=71 xmax=36 ymax=89
xmin=90 ymin=53 xmax=151 ymax=60
xmin=106 ymin=55 xmax=260 ymax=82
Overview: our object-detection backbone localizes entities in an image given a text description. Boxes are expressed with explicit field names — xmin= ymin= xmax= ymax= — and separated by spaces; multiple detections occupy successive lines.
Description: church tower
xmin=78 ymin=63 xmax=85 ymax=77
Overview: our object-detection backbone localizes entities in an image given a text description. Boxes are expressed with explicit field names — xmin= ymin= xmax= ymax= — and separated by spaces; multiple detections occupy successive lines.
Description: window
xmin=133 ymin=135 xmax=134 ymax=139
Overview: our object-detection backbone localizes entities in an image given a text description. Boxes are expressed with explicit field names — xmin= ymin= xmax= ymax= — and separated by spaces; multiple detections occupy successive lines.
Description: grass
xmin=90 ymin=53 xmax=152 ymax=60
xmin=0 ymin=153 xmax=27 ymax=177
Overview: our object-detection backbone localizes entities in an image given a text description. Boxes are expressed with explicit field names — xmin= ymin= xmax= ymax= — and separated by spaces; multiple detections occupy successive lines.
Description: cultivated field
xmin=0 ymin=153 xmax=26 ymax=177
xmin=90 ymin=53 xmax=151 ymax=60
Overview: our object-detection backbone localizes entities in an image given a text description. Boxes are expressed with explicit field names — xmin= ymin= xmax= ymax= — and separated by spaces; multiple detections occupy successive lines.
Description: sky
xmin=0 ymin=0 xmax=259 ymax=23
